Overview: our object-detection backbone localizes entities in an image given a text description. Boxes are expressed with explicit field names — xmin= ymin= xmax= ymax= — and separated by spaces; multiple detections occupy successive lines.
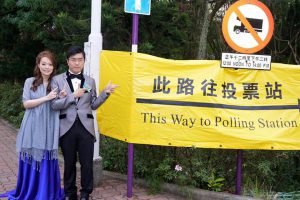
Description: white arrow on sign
xmin=135 ymin=0 xmax=141 ymax=11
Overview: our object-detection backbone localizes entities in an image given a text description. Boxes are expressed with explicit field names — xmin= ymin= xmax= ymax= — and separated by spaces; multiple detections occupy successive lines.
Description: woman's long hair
xmin=31 ymin=51 xmax=57 ymax=93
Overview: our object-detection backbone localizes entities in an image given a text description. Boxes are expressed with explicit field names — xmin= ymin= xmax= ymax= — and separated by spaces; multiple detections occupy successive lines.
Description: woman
xmin=1 ymin=51 xmax=64 ymax=199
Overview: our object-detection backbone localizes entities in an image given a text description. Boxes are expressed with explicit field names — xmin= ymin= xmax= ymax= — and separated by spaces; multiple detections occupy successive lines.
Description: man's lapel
xmin=77 ymin=74 xmax=86 ymax=104
xmin=65 ymin=72 xmax=74 ymax=93
xmin=80 ymin=75 xmax=85 ymax=89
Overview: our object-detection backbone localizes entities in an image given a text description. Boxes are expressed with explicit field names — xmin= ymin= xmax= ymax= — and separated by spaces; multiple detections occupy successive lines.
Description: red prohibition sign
xmin=222 ymin=0 xmax=274 ymax=54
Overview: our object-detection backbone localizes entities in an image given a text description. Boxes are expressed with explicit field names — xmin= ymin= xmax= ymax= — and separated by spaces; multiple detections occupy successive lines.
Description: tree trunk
xmin=196 ymin=1 xmax=210 ymax=59
xmin=195 ymin=0 xmax=229 ymax=60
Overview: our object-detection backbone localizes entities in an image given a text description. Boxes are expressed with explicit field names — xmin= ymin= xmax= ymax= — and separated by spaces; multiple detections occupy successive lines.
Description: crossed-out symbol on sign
xmin=222 ymin=0 xmax=274 ymax=54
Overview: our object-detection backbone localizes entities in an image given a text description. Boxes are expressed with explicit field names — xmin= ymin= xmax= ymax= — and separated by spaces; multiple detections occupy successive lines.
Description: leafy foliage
xmin=0 ymin=0 xmax=298 ymax=82
xmin=100 ymin=137 xmax=300 ymax=194
xmin=207 ymin=173 xmax=225 ymax=192
xmin=0 ymin=82 xmax=24 ymax=127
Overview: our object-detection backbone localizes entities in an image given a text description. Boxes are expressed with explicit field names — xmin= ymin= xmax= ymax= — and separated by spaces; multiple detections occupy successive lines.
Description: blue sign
xmin=125 ymin=0 xmax=151 ymax=15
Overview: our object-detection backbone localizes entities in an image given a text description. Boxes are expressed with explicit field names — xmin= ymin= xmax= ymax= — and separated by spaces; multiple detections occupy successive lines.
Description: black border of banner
xmin=136 ymin=98 xmax=300 ymax=111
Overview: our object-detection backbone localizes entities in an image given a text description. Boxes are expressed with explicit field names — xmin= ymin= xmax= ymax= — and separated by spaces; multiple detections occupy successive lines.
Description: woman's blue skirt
xmin=0 ymin=153 xmax=64 ymax=200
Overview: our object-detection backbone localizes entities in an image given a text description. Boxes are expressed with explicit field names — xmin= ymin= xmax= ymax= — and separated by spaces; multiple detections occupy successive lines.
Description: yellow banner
xmin=97 ymin=50 xmax=300 ymax=150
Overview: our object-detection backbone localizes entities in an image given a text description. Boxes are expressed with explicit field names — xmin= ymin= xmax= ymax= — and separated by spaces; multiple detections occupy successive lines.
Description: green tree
xmin=0 ymin=0 xmax=91 ymax=81
xmin=264 ymin=0 xmax=300 ymax=64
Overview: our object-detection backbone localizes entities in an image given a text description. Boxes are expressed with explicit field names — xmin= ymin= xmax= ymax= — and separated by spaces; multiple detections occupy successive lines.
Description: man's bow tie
xmin=68 ymin=73 xmax=83 ymax=80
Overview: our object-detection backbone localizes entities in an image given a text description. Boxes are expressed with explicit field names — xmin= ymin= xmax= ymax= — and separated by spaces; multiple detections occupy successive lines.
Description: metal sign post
xmin=125 ymin=0 xmax=150 ymax=197
xmin=84 ymin=0 xmax=103 ymax=186
xmin=221 ymin=0 xmax=274 ymax=194
xmin=127 ymin=15 xmax=139 ymax=197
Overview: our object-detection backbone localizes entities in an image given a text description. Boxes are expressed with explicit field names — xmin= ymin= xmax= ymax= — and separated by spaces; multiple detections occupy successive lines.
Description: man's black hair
xmin=67 ymin=46 xmax=85 ymax=60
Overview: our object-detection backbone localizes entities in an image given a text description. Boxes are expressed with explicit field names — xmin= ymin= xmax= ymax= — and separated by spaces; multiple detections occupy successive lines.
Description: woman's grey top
xmin=16 ymin=77 xmax=59 ymax=162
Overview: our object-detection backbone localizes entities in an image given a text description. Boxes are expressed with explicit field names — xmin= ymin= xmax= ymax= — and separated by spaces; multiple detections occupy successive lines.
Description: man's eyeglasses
xmin=69 ymin=58 xmax=84 ymax=63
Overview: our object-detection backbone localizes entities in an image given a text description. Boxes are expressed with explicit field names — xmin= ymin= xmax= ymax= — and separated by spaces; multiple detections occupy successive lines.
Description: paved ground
xmin=0 ymin=119 xmax=183 ymax=200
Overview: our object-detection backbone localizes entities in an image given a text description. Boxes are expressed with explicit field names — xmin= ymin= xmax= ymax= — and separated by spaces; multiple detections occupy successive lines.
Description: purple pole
xmin=127 ymin=143 xmax=134 ymax=197
xmin=127 ymin=14 xmax=139 ymax=198
xmin=132 ymin=14 xmax=139 ymax=48
xmin=235 ymin=150 xmax=243 ymax=195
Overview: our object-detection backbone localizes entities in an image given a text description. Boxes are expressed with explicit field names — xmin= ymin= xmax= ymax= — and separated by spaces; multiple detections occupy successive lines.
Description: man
xmin=51 ymin=46 xmax=117 ymax=200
